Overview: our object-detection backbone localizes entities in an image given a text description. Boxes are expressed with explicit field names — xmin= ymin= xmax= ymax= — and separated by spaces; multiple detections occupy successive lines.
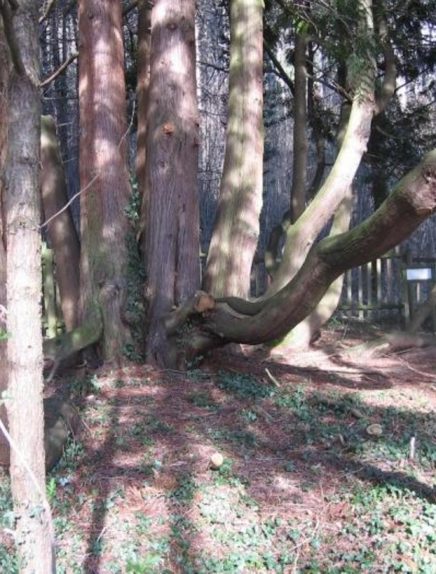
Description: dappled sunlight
xmin=24 ymin=333 xmax=433 ymax=571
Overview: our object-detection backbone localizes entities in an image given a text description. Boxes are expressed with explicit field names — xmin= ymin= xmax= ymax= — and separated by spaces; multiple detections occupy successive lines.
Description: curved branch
xmin=181 ymin=150 xmax=436 ymax=350
xmin=40 ymin=51 xmax=78 ymax=88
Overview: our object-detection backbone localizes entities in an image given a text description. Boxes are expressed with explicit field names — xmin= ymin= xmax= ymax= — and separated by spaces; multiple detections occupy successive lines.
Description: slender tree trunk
xmin=144 ymin=0 xmax=200 ymax=366
xmin=78 ymin=0 xmax=132 ymax=362
xmin=3 ymin=2 xmax=56 ymax=571
xmin=203 ymin=0 xmax=264 ymax=298
xmin=290 ymin=30 xmax=308 ymax=222
xmin=275 ymin=186 xmax=353 ymax=351
xmin=267 ymin=0 xmax=376 ymax=296
xmin=269 ymin=91 xmax=374 ymax=295
xmin=41 ymin=115 xmax=80 ymax=332
xmin=0 ymin=22 xmax=9 ymax=467
xmin=407 ymin=284 xmax=436 ymax=334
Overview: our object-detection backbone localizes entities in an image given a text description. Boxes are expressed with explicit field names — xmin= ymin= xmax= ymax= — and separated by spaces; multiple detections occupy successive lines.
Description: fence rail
xmin=338 ymin=249 xmax=436 ymax=328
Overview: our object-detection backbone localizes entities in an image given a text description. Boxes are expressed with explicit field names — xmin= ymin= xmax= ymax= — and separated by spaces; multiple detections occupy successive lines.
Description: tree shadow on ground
xmin=45 ymin=352 xmax=435 ymax=572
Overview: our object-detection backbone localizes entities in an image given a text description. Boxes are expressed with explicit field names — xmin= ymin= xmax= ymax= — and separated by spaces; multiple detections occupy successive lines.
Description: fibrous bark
xmin=290 ymin=29 xmax=308 ymax=222
xmin=144 ymin=0 xmax=200 ymax=365
xmin=0 ymin=21 xmax=10 ymax=471
xmin=78 ymin=0 xmax=132 ymax=362
xmin=203 ymin=0 xmax=264 ymax=298
xmin=41 ymin=115 xmax=80 ymax=332
xmin=3 ymin=1 xmax=56 ymax=571
xmin=136 ymin=0 xmax=151 ymax=248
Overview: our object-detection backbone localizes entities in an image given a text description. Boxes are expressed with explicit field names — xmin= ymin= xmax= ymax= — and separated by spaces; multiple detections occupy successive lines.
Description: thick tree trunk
xmin=78 ymin=0 xmax=132 ymax=362
xmin=136 ymin=0 xmax=151 ymax=248
xmin=170 ymin=150 xmax=436 ymax=360
xmin=144 ymin=0 xmax=200 ymax=365
xmin=203 ymin=0 xmax=264 ymax=298
xmin=0 ymin=22 xmax=9 ymax=469
xmin=3 ymin=2 xmax=56 ymax=571
xmin=41 ymin=115 xmax=80 ymax=332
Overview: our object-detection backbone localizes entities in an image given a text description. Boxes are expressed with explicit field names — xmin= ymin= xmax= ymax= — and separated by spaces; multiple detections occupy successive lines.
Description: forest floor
xmin=1 ymin=320 xmax=435 ymax=573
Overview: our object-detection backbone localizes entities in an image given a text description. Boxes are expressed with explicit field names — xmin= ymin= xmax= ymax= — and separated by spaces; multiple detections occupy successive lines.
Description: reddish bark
xmin=78 ymin=0 xmax=132 ymax=361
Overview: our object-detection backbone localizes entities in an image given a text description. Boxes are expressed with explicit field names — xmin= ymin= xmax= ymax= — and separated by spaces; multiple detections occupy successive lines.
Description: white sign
xmin=406 ymin=268 xmax=432 ymax=281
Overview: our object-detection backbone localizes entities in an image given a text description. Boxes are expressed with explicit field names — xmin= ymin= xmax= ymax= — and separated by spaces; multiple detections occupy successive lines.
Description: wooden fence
xmin=338 ymin=249 xmax=436 ymax=327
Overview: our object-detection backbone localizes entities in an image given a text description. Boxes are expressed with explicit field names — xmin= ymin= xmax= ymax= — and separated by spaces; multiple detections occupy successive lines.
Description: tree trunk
xmin=144 ymin=0 xmax=200 ymax=366
xmin=275 ymin=185 xmax=353 ymax=351
xmin=407 ymin=284 xmax=436 ymax=334
xmin=3 ymin=2 xmax=56 ymax=571
xmin=0 ymin=21 xmax=9 ymax=468
xmin=290 ymin=30 xmax=308 ymax=222
xmin=169 ymin=150 xmax=436 ymax=359
xmin=202 ymin=0 xmax=264 ymax=298
xmin=136 ymin=0 xmax=151 ymax=249
xmin=78 ymin=0 xmax=132 ymax=362
xmin=267 ymin=0 xmax=376 ymax=295
xmin=41 ymin=115 xmax=80 ymax=332
xmin=269 ymin=91 xmax=374 ymax=295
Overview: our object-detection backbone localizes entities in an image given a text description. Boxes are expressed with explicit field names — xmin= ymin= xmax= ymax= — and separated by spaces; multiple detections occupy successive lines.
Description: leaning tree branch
xmin=175 ymin=149 xmax=436 ymax=353
xmin=264 ymin=39 xmax=294 ymax=95
xmin=39 ymin=0 xmax=57 ymax=24
xmin=40 ymin=51 xmax=78 ymax=88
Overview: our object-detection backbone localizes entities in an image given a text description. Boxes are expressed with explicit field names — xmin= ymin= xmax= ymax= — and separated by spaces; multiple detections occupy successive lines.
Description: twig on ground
xmin=265 ymin=368 xmax=281 ymax=387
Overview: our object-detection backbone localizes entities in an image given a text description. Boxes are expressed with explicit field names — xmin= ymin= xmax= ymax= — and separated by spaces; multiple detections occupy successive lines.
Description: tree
xmin=0 ymin=19 xmax=9 ymax=467
xmin=136 ymin=0 xmax=151 ymax=242
xmin=41 ymin=115 xmax=80 ymax=332
xmin=203 ymin=0 xmax=264 ymax=298
xmin=77 ymin=0 xmax=132 ymax=362
xmin=143 ymin=0 xmax=200 ymax=365
xmin=20 ymin=0 xmax=435 ymax=374
xmin=0 ymin=0 xmax=56 ymax=571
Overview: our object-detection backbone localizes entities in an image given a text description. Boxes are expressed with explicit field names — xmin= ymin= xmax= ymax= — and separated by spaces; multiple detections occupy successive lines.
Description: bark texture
xmin=144 ymin=0 xmax=200 ymax=365
xmin=290 ymin=30 xmax=308 ymax=222
xmin=0 ymin=22 xmax=9 ymax=469
xmin=136 ymin=0 xmax=151 ymax=246
xmin=3 ymin=2 xmax=56 ymax=571
xmin=203 ymin=0 xmax=264 ymax=298
xmin=78 ymin=0 xmax=132 ymax=362
xmin=41 ymin=115 xmax=80 ymax=332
